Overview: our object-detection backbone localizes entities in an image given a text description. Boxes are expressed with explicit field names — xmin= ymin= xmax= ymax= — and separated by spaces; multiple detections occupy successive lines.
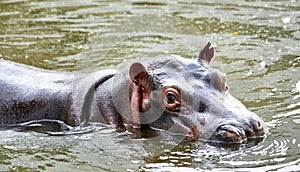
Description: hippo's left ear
xmin=129 ymin=62 xmax=149 ymax=86
xmin=198 ymin=42 xmax=215 ymax=64
xmin=129 ymin=62 xmax=151 ymax=130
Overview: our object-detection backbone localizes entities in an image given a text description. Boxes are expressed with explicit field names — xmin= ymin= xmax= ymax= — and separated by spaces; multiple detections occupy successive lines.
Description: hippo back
xmin=0 ymin=59 xmax=72 ymax=125
xmin=0 ymin=59 xmax=118 ymax=126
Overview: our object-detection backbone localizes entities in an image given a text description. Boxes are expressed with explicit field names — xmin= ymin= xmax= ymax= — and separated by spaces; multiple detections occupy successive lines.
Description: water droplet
xmin=259 ymin=61 xmax=266 ymax=70
xmin=131 ymin=160 xmax=140 ymax=164
xmin=246 ymin=70 xmax=253 ymax=76
xmin=282 ymin=17 xmax=291 ymax=24
xmin=295 ymin=80 xmax=300 ymax=92
xmin=159 ymin=156 xmax=168 ymax=160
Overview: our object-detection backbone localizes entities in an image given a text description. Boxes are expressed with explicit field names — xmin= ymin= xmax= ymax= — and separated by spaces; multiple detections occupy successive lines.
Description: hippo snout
xmin=212 ymin=118 xmax=266 ymax=144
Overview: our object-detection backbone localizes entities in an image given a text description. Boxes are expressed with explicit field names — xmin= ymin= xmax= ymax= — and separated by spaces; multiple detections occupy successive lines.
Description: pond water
xmin=0 ymin=0 xmax=300 ymax=171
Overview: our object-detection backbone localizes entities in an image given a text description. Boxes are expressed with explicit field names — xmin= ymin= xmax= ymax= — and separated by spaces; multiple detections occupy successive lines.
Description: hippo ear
xmin=129 ymin=62 xmax=149 ymax=86
xmin=198 ymin=42 xmax=215 ymax=64
xmin=129 ymin=62 xmax=151 ymax=129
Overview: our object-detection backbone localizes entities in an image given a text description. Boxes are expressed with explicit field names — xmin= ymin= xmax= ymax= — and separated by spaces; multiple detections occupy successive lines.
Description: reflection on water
xmin=0 ymin=0 xmax=300 ymax=171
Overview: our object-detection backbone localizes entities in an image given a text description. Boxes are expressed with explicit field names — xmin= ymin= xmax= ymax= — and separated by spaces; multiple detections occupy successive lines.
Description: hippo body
xmin=0 ymin=42 xmax=266 ymax=144
xmin=0 ymin=59 xmax=116 ymax=126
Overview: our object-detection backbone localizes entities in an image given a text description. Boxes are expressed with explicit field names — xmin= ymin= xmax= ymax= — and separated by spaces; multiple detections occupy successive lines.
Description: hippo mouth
xmin=210 ymin=124 xmax=266 ymax=145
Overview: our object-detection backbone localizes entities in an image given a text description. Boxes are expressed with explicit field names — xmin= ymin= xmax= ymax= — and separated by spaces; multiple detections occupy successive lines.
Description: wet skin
xmin=0 ymin=42 xmax=266 ymax=144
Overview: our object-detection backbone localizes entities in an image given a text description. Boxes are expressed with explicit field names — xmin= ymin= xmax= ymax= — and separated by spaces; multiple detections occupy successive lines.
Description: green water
xmin=0 ymin=0 xmax=300 ymax=171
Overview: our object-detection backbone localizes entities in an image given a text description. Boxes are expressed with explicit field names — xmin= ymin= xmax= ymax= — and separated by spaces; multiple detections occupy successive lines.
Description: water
xmin=0 ymin=0 xmax=300 ymax=171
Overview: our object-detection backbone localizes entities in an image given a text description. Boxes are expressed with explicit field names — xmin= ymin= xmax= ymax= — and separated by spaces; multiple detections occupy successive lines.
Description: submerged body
xmin=0 ymin=42 xmax=266 ymax=144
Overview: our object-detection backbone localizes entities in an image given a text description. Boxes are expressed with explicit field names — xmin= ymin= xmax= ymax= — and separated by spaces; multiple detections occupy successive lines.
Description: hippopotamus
xmin=0 ymin=42 xmax=266 ymax=144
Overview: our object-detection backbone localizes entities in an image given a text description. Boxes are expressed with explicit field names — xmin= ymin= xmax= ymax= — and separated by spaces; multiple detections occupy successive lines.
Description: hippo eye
xmin=167 ymin=93 xmax=176 ymax=104
xmin=164 ymin=87 xmax=181 ymax=110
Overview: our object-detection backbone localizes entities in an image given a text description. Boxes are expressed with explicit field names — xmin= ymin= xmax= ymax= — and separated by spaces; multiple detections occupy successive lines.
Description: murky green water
xmin=0 ymin=0 xmax=300 ymax=171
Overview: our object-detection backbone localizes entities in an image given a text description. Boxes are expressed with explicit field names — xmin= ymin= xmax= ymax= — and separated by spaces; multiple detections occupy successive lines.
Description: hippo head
xmin=124 ymin=42 xmax=266 ymax=145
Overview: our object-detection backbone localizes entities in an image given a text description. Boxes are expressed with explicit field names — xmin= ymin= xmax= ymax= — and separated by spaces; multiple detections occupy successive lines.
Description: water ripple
xmin=0 ymin=0 xmax=300 ymax=171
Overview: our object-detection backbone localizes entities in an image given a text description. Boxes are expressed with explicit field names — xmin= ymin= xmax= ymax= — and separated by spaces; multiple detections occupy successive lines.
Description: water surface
xmin=0 ymin=0 xmax=300 ymax=171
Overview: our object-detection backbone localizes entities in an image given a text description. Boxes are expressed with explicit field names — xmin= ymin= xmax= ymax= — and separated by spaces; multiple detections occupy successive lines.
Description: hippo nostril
xmin=256 ymin=121 xmax=262 ymax=130
xmin=251 ymin=119 xmax=265 ymax=136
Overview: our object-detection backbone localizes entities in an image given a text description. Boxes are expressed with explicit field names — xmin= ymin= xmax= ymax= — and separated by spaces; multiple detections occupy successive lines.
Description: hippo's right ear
xmin=129 ymin=62 xmax=149 ymax=86
xmin=198 ymin=41 xmax=214 ymax=64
